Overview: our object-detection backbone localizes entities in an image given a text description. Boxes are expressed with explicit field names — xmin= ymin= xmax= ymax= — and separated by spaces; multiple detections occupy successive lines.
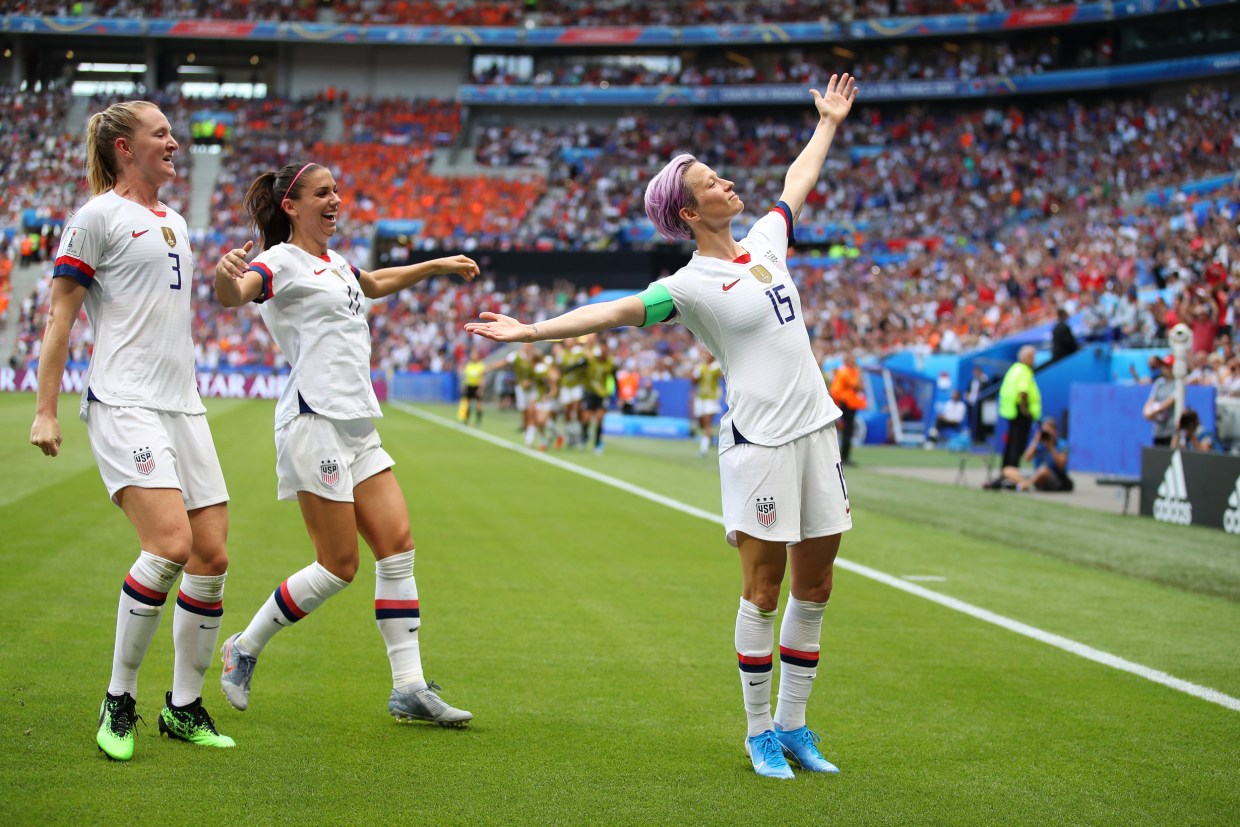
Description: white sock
xmin=774 ymin=597 xmax=826 ymax=732
xmin=524 ymin=425 xmax=536 ymax=446
xmin=171 ymin=571 xmax=226 ymax=706
xmin=375 ymin=550 xmax=426 ymax=692
xmin=699 ymin=434 xmax=710 ymax=454
xmin=108 ymin=551 xmax=183 ymax=698
xmin=736 ymin=597 xmax=777 ymax=737
xmin=238 ymin=562 xmax=348 ymax=655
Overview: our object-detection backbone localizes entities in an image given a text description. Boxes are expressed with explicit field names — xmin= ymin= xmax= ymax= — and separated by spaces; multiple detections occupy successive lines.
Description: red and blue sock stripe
xmin=737 ymin=653 xmax=774 ymax=674
xmin=779 ymin=645 xmax=819 ymax=669
xmin=273 ymin=580 xmax=307 ymax=623
xmin=176 ymin=590 xmax=223 ymax=617
xmin=375 ymin=599 xmax=420 ymax=621
xmin=122 ymin=574 xmax=168 ymax=607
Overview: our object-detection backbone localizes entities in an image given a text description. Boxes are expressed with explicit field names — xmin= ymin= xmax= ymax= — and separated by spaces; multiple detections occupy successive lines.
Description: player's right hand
xmin=30 ymin=414 xmax=63 ymax=457
xmin=215 ymin=240 xmax=255 ymax=281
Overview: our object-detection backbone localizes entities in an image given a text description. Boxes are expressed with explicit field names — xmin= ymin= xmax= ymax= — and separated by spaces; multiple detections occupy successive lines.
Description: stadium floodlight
xmin=77 ymin=63 xmax=147 ymax=73
xmin=177 ymin=66 xmax=218 ymax=74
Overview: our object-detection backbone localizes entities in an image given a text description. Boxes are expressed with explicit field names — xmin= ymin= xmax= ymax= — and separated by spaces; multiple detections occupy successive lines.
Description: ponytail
xmin=243 ymin=162 xmax=321 ymax=251
xmin=85 ymin=100 xmax=158 ymax=197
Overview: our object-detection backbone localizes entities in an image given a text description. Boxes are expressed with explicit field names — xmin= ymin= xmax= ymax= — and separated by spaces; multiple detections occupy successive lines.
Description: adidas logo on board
xmin=1152 ymin=450 xmax=1193 ymax=526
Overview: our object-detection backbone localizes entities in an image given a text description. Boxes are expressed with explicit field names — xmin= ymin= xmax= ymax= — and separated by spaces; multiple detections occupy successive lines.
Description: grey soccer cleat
xmin=389 ymin=681 xmax=472 ymax=727
xmin=219 ymin=633 xmax=258 ymax=711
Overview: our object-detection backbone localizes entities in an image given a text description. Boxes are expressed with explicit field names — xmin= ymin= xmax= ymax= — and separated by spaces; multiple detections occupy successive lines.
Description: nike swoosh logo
xmin=723 ymin=279 xmax=741 ymax=291
xmin=748 ymin=679 xmax=769 ymax=686
xmin=131 ymin=229 xmax=149 ymax=238
xmin=199 ymin=624 xmax=220 ymax=630
xmin=314 ymin=268 xmax=328 ymax=275
xmin=129 ymin=608 xmax=159 ymax=617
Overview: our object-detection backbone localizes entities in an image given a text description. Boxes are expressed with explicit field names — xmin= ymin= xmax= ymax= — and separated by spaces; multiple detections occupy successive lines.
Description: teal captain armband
xmin=637 ymin=283 xmax=675 ymax=328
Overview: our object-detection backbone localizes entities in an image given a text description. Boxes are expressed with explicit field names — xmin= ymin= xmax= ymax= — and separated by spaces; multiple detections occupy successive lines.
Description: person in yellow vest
xmin=995 ymin=345 xmax=1041 ymax=482
xmin=692 ymin=358 xmax=723 ymax=458
xmin=458 ymin=349 xmax=487 ymax=426
xmin=828 ymin=352 xmax=865 ymax=465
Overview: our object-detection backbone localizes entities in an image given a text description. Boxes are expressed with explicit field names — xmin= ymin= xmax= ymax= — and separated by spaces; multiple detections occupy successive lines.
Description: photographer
xmin=1001 ymin=416 xmax=1073 ymax=492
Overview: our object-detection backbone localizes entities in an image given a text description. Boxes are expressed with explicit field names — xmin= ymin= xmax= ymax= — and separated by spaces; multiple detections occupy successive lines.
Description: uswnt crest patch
xmin=161 ymin=227 xmax=177 ymax=248
xmin=320 ymin=459 xmax=340 ymax=487
xmin=755 ymin=496 xmax=777 ymax=528
xmin=749 ymin=265 xmax=773 ymax=284
xmin=133 ymin=447 xmax=155 ymax=475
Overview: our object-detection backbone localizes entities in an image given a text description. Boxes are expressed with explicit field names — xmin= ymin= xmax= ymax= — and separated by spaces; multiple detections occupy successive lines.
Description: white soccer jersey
xmin=53 ymin=191 xmax=205 ymax=419
xmin=247 ymin=243 xmax=380 ymax=429
xmin=654 ymin=205 xmax=840 ymax=452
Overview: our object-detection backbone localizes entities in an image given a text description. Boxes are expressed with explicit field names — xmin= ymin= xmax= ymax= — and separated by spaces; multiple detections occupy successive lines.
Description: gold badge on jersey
xmin=161 ymin=227 xmax=177 ymax=248
xmin=749 ymin=265 xmax=773 ymax=284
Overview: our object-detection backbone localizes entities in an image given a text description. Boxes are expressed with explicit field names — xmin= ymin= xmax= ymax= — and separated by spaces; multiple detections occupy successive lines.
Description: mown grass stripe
xmin=396 ymin=402 xmax=1240 ymax=714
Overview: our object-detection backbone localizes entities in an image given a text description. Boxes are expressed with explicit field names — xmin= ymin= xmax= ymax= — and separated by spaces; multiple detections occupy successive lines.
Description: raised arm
xmin=357 ymin=255 xmax=479 ymax=300
xmin=466 ymin=295 xmax=647 ymax=344
xmin=779 ymin=73 xmax=857 ymax=220
xmin=30 ymin=278 xmax=88 ymax=457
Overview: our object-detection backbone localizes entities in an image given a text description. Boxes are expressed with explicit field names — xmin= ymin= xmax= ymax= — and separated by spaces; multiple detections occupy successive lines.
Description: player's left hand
xmin=811 ymin=73 xmax=857 ymax=125
xmin=465 ymin=312 xmax=534 ymax=343
xmin=438 ymin=255 xmax=480 ymax=281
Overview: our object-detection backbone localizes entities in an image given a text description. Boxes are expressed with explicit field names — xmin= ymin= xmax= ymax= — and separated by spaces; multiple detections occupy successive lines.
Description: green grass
xmin=2 ymin=395 xmax=1239 ymax=826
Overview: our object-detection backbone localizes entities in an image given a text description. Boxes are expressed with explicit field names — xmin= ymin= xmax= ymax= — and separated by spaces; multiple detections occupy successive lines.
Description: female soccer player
xmin=213 ymin=161 xmax=478 ymax=726
xmin=30 ymin=100 xmax=235 ymax=760
xmin=467 ymin=75 xmax=857 ymax=778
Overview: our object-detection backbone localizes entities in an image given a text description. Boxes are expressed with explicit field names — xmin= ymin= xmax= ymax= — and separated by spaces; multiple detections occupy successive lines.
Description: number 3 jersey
xmin=246 ymin=242 xmax=381 ymax=429
xmin=647 ymin=204 xmax=840 ymax=453
xmin=53 ymin=191 xmax=204 ymax=418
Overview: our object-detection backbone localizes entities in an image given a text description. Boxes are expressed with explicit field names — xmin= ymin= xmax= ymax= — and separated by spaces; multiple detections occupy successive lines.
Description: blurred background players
xmin=458 ymin=348 xmax=486 ymax=427
xmin=693 ymin=358 xmax=723 ymax=457
xmin=558 ymin=337 xmax=588 ymax=447
xmin=828 ymin=351 xmax=865 ymax=465
xmin=582 ymin=335 xmax=616 ymax=454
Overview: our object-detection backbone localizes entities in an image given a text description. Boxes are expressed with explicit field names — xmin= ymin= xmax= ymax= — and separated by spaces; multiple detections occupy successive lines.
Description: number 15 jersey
xmin=53 ymin=191 xmax=203 ymax=418
xmin=642 ymin=203 xmax=840 ymax=453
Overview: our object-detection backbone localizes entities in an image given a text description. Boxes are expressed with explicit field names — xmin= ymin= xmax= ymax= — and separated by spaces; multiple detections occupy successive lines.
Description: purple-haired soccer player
xmin=467 ymin=74 xmax=857 ymax=779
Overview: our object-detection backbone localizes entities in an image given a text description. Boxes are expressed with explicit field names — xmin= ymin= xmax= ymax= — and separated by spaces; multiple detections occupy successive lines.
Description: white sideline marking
xmin=902 ymin=575 xmax=947 ymax=582
xmin=395 ymin=403 xmax=1240 ymax=713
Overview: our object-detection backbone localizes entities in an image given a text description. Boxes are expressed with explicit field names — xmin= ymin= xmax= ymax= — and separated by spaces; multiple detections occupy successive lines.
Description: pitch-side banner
xmin=0 ymin=367 xmax=387 ymax=402
xmin=1140 ymin=447 xmax=1240 ymax=535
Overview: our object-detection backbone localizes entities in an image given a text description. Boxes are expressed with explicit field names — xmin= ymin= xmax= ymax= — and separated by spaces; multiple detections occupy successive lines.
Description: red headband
xmin=282 ymin=163 xmax=314 ymax=204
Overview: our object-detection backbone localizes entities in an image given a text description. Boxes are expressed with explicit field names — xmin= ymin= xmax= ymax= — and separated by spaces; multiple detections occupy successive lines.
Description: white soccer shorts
xmin=558 ymin=385 xmax=584 ymax=405
xmin=718 ymin=424 xmax=852 ymax=547
xmin=694 ymin=397 xmax=722 ymax=419
xmin=275 ymin=414 xmax=394 ymax=502
xmin=86 ymin=402 xmax=229 ymax=509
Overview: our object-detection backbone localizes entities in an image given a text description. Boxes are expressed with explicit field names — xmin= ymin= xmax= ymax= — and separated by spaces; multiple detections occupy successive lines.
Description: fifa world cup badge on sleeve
xmin=320 ymin=459 xmax=340 ymax=487
xmin=756 ymin=496 xmax=777 ymax=528
xmin=133 ymin=447 xmax=155 ymax=475
xmin=60 ymin=227 xmax=86 ymax=258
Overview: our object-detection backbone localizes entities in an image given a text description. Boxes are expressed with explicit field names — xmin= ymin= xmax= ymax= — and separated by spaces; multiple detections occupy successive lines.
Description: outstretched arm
xmin=779 ymin=73 xmax=857 ymax=220
xmin=358 ymin=255 xmax=478 ymax=300
xmin=466 ymin=296 xmax=647 ymax=344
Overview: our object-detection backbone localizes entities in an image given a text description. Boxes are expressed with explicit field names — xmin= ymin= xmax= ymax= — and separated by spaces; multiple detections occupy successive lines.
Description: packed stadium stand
xmin=2 ymin=0 xmax=1238 ymax=461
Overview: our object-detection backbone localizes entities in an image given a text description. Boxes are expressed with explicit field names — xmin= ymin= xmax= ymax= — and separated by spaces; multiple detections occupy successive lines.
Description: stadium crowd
xmin=13 ymin=0 xmax=1087 ymax=27
xmin=6 ymin=87 xmax=1239 ymax=401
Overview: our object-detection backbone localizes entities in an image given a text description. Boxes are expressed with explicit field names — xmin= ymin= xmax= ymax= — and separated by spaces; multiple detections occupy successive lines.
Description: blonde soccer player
xmin=30 ymin=101 xmax=235 ymax=760
xmin=468 ymin=75 xmax=857 ymax=778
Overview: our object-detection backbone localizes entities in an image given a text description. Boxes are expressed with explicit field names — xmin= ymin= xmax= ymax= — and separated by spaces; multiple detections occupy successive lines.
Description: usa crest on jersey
xmin=756 ymin=496 xmax=777 ymax=527
xmin=320 ymin=459 xmax=340 ymax=487
xmin=133 ymin=447 xmax=155 ymax=475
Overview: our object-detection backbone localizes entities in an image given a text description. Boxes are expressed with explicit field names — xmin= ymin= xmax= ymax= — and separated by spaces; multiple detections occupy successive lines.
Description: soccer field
xmin=2 ymin=393 xmax=1238 ymax=826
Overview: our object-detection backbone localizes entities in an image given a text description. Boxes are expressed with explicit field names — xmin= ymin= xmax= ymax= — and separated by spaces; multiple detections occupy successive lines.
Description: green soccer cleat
xmin=158 ymin=692 xmax=236 ymax=748
xmin=97 ymin=692 xmax=140 ymax=761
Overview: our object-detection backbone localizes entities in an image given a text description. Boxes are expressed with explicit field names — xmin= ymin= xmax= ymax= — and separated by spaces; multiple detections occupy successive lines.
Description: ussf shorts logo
xmin=133 ymin=447 xmax=154 ymax=475
xmin=320 ymin=459 xmax=340 ymax=488
xmin=756 ymin=496 xmax=777 ymax=528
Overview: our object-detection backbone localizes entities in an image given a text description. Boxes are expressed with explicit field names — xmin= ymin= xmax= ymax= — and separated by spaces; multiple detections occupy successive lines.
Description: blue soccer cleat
xmin=775 ymin=725 xmax=840 ymax=773
xmin=745 ymin=730 xmax=795 ymax=779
